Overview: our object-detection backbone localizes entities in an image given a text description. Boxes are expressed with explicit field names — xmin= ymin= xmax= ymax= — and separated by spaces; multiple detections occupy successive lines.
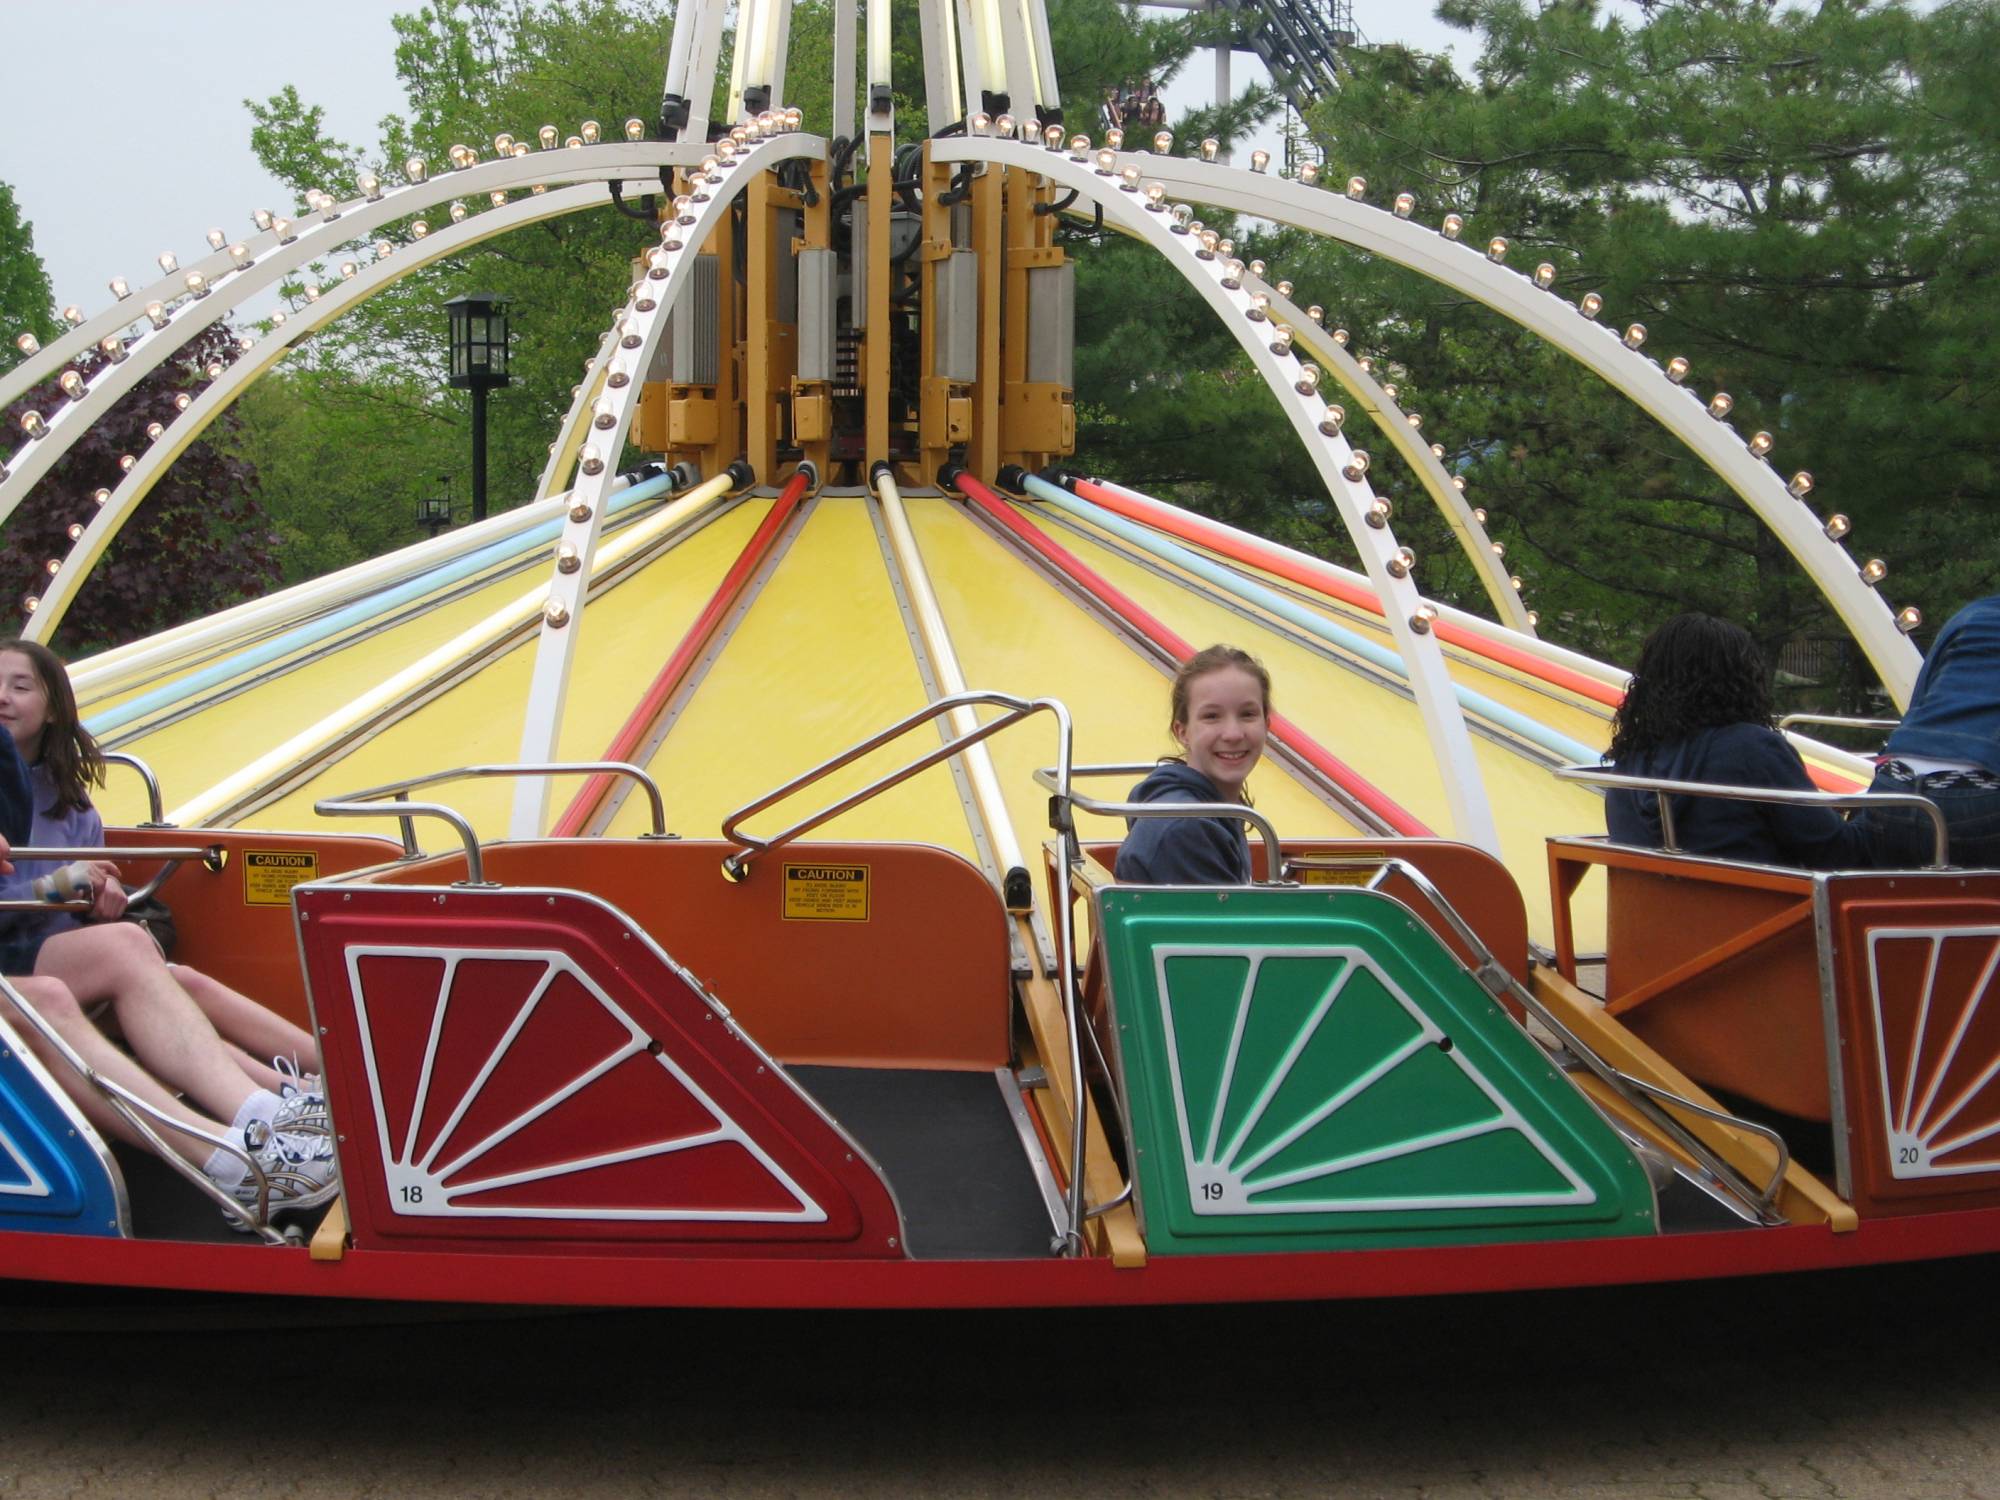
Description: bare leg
xmin=33 ymin=924 xmax=264 ymax=1124
xmin=3 ymin=976 xmax=230 ymax=1168
xmin=170 ymin=965 xmax=320 ymax=1080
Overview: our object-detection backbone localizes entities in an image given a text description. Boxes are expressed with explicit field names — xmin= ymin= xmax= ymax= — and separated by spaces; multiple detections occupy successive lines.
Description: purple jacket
xmin=0 ymin=764 xmax=104 ymax=956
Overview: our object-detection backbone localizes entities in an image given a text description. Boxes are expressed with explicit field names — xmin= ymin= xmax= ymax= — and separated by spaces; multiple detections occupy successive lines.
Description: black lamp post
xmin=416 ymin=474 xmax=454 ymax=537
xmin=444 ymin=293 xmax=512 ymax=523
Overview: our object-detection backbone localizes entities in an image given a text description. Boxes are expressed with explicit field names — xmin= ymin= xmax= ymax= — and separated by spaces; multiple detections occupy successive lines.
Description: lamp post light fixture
xmin=444 ymin=292 xmax=513 ymax=522
xmin=416 ymin=474 xmax=454 ymax=537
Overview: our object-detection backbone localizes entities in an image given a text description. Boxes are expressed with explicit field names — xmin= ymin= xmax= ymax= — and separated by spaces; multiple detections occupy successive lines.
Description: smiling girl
xmin=1114 ymin=645 xmax=1272 ymax=885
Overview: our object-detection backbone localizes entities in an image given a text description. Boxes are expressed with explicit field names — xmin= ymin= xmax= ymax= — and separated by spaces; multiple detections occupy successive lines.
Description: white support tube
xmin=1124 ymin=153 xmax=1924 ymax=705
xmin=1022 ymin=0 xmax=1061 ymax=111
xmin=535 ymin=322 xmax=621 ymax=503
xmin=934 ymin=138 xmax=1501 ymax=853
xmin=0 ymin=143 xmax=699 ymax=421
xmin=769 ymin=0 xmax=797 ymax=106
xmin=867 ymin=0 xmax=894 ymax=97
xmin=661 ymin=0 xmax=700 ymax=105
xmin=833 ymin=0 xmax=858 ymax=141
xmin=874 ymin=470 xmax=1029 ymax=895
xmin=953 ymin=0 xmax=984 ymax=118
xmin=169 ymin=473 xmax=739 ymax=830
xmin=919 ymin=0 xmax=960 ymax=134
xmin=679 ymin=0 xmax=734 ymax=143
xmin=1266 ymin=282 xmax=1534 ymax=633
xmin=726 ymin=0 xmax=757 ymax=122
xmin=970 ymin=0 xmax=1007 ymax=100
xmin=991 ymin=0 xmax=1037 ymax=116
xmin=1 ymin=144 xmax=709 ymax=528
xmin=509 ymin=131 xmax=826 ymax=839
xmin=25 ymin=184 xmax=614 ymax=641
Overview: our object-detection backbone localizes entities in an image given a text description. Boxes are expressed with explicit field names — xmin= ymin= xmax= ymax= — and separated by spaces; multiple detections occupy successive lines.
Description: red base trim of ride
xmin=952 ymin=475 xmax=1432 ymax=838
xmin=1071 ymin=476 xmax=1623 ymax=709
xmin=5 ymin=1207 xmax=1999 ymax=1310
xmin=552 ymin=472 xmax=813 ymax=837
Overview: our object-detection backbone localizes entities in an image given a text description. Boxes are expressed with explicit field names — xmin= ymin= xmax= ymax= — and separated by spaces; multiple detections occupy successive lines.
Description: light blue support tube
xmin=1021 ymin=474 xmax=1599 ymax=766
xmin=87 ymin=471 xmax=679 ymax=737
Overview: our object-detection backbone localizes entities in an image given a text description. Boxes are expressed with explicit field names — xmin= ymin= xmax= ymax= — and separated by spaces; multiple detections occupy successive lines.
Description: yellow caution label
xmin=1294 ymin=857 xmax=1384 ymax=887
xmin=782 ymin=862 xmax=870 ymax=922
xmin=244 ymin=849 xmax=320 ymax=907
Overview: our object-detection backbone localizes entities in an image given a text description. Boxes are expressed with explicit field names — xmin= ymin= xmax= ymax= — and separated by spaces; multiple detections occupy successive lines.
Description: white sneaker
xmin=272 ymin=1054 xmax=322 ymax=1100
xmin=228 ymin=1107 xmax=339 ymax=1224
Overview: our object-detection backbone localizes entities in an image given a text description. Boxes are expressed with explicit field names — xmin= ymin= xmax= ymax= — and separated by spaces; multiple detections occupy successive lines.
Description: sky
xmin=1 ymin=0 xmax=1472 ymax=321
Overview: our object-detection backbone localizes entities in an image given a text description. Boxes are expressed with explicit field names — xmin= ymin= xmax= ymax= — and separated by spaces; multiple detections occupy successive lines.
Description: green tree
xmin=1 ymin=324 xmax=280 ymax=653
xmin=1276 ymin=0 xmax=1997 ymax=690
xmin=0 ymin=181 xmax=58 ymax=377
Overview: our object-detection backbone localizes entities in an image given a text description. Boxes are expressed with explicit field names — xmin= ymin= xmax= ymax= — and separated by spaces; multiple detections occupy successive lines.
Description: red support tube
xmin=551 ymin=471 xmax=814 ymax=838
xmin=951 ymin=473 xmax=1433 ymax=838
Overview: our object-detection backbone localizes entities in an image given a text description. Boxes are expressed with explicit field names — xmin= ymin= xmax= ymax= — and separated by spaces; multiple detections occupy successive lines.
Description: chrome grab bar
xmin=0 ymin=977 xmax=291 ymax=1243
xmin=0 ymin=843 xmax=226 ymax=911
xmin=1283 ymin=853 xmax=1792 ymax=1222
xmin=1777 ymin=713 xmax=1901 ymax=734
xmin=103 ymin=751 xmax=169 ymax=827
xmin=1031 ymin=762 xmax=1286 ymax=882
xmin=721 ymin=690 xmax=1095 ymax=1255
xmin=720 ymin=691 xmax=1069 ymax=881
xmin=312 ymin=799 xmax=492 ymax=886
xmin=1555 ymin=763 xmax=1948 ymax=869
xmin=318 ymin=762 xmax=671 ymax=841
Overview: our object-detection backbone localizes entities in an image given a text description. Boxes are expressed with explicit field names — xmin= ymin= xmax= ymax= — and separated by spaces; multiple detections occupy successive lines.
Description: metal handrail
xmin=720 ymin=690 xmax=1095 ymax=1256
xmin=312 ymin=799 xmax=492 ymax=886
xmin=318 ymin=762 xmax=672 ymax=842
xmin=0 ymin=843 xmax=226 ymax=911
xmin=1777 ymin=713 xmax=1901 ymax=734
xmin=1031 ymin=762 xmax=1285 ymax=882
xmin=103 ymin=751 xmax=168 ymax=827
xmin=720 ymin=692 xmax=1070 ymax=880
xmin=0 ymin=977 xmax=290 ymax=1243
xmin=1555 ymin=763 xmax=1949 ymax=869
xmin=1287 ymin=853 xmax=1792 ymax=1221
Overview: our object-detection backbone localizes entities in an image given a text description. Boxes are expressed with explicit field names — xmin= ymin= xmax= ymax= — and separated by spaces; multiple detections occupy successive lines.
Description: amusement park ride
xmin=0 ymin=0 xmax=1996 ymax=1310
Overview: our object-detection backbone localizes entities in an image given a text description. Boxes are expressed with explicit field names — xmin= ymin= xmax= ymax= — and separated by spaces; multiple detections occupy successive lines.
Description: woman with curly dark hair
xmin=1603 ymin=614 xmax=1874 ymax=869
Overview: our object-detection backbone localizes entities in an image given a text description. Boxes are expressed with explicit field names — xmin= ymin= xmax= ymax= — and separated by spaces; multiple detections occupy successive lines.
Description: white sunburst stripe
xmin=1244 ymin=1113 xmax=1509 ymax=1197
xmin=1905 ymin=934 xmax=2000 ymax=1142
xmin=415 ymin=959 xmax=564 ymax=1174
xmin=1212 ymin=960 xmax=1364 ymax=1173
xmin=1198 ymin=956 xmax=1263 ymax=1168
xmin=432 ymin=1037 xmax=648 ymax=1183
xmin=1896 ymin=935 xmax=1943 ymax=1137
xmin=443 ymin=1126 xmax=732 ymax=1199
xmin=1150 ymin=941 xmax=1599 ymax=1217
xmin=402 ymin=953 xmax=464 ymax=1166
xmin=1231 ymin=1030 xmax=1431 ymax=1181
xmin=346 ymin=942 xmax=833 ymax=1224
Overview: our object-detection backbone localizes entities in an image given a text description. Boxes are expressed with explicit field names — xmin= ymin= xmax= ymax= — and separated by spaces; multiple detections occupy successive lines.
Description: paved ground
xmin=1 ymin=1253 xmax=1996 ymax=1498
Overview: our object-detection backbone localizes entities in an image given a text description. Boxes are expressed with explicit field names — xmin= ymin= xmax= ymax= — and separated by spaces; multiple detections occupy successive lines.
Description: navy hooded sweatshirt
xmin=1113 ymin=761 xmax=1253 ymax=885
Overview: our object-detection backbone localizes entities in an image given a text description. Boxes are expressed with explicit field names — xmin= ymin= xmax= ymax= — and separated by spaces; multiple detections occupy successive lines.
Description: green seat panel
xmin=1094 ymin=885 xmax=1656 ymax=1253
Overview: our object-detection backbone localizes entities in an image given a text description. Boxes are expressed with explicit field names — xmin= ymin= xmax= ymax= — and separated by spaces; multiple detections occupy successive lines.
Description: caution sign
xmin=244 ymin=850 xmax=320 ymax=907
xmin=782 ymin=862 xmax=870 ymax=922
xmin=1294 ymin=856 xmax=1385 ymax=887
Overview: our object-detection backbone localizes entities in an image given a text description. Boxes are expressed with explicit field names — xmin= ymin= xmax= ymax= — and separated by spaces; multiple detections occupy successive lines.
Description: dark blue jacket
xmin=1114 ymin=762 xmax=1253 ymax=885
xmin=1604 ymin=721 xmax=1874 ymax=870
xmin=1884 ymin=594 xmax=2000 ymax=774
xmin=0 ymin=732 xmax=28 ymax=848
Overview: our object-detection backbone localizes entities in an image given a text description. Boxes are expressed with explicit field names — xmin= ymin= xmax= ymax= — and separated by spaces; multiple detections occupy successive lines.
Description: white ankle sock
xmin=229 ymin=1089 xmax=283 ymax=1138
xmin=204 ymin=1146 xmax=248 ymax=1190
